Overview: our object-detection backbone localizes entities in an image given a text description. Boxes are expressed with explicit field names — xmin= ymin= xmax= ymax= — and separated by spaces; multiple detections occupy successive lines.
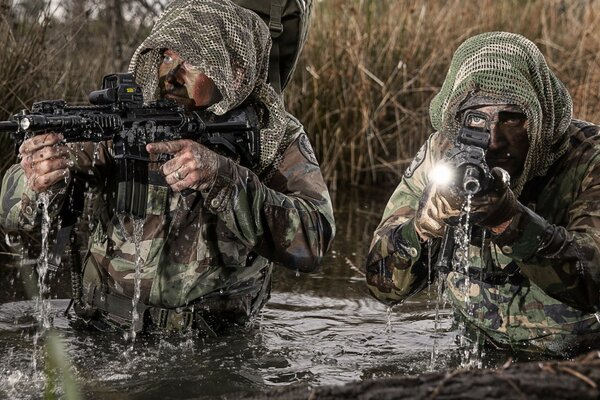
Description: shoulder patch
xmin=299 ymin=134 xmax=318 ymax=165
xmin=404 ymin=142 xmax=428 ymax=178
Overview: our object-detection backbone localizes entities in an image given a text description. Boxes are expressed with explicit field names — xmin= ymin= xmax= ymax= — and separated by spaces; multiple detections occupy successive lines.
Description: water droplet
xmin=5 ymin=233 xmax=18 ymax=247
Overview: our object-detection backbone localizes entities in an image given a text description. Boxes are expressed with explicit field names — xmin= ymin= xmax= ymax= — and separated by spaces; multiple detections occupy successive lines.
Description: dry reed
xmin=286 ymin=0 xmax=600 ymax=187
xmin=1 ymin=0 xmax=599 ymax=187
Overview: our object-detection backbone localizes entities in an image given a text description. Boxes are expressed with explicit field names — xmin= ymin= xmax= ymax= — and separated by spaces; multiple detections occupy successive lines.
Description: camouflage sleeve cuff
xmin=203 ymin=155 xmax=235 ymax=213
xmin=492 ymin=203 xmax=549 ymax=261
xmin=391 ymin=218 xmax=424 ymax=267
xmin=19 ymin=185 xmax=40 ymax=226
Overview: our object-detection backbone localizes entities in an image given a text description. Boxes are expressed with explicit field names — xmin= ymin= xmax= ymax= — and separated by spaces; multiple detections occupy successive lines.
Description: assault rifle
xmin=435 ymin=110 xmax=492 ymax=271
xmin=0 ymin=73 xmax=260 ymax=219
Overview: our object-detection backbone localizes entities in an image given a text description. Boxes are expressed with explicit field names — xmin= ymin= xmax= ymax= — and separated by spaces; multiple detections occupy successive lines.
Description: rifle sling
xmin=268 ymin=0 xmax=283 ymax=93
xmin=47 ymin=224 xmax=73 ymax=273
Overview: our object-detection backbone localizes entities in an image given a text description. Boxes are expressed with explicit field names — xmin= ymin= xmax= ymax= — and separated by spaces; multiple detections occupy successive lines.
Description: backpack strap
xmin=268 ymin=0 xmax=284 ymax=93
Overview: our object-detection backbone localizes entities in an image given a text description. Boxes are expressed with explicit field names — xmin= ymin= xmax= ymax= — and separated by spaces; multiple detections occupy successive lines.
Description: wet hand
xmin=414 ymin=183 xmax=464 ymax=240
xmin=470 ymin=167 xmax=518 ymax=233
xmin=19 ymin=133 xmax=72 ymax=193
xmin=146 ymin=139 xmax=219 ymax=192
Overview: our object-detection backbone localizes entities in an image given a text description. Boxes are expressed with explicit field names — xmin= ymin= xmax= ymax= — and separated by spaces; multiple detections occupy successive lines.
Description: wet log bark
xmin=252 ymin=351 xmax=600 ymax=400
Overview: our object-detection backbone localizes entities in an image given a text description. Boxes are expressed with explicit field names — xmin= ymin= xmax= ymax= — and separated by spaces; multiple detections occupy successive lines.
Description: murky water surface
xmin=0 ymin=187 xmax=509 ymax=399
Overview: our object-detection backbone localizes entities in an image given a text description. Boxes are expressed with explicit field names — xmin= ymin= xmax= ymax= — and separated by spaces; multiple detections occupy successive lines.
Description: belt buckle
xmin=161 ymin=308 xmax=193 ymax=331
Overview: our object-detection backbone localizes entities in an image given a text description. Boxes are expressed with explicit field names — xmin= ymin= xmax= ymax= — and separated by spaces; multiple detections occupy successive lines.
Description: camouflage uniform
xmin=367 ymin=33 xmax=600 ymax=355
xmin=1 ymin=114 xmax=334 ymax=330
xmin=0 ymin=0 xmax=334 ymax=332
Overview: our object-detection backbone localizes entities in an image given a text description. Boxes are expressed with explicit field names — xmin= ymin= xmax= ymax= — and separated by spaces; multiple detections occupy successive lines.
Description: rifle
xmin=0 ymin=73 xmax=261 ymax=219
xmin=434 ymin=110 xmax=492 ymax=272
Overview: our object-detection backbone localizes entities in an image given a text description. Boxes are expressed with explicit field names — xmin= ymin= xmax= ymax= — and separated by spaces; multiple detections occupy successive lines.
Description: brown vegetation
xmin=1 ymin=1 xmax=599 ymax=188
xmin=286 ymin=0 xmax=600 ymax=187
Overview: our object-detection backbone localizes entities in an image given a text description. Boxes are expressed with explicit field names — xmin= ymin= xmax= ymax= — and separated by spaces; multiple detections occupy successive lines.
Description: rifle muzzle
xmin=463 ymin=165 xmax=481 ymax=195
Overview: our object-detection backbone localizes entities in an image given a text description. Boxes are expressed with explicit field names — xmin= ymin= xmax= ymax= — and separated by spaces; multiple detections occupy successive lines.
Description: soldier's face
xmin=464 ymin=104 xmax=529 ymax=178
xmin=158 ymin=49 xmax=222 ymax=110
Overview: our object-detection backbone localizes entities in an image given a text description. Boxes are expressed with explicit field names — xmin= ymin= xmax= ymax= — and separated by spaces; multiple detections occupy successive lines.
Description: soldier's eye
xmin=466 ymin=116 xmax=486 ymax=129
xmin=501 ymin=113 xmax=526 ymax=126
xmin=162 ymin=54 xmax=174 ymax=64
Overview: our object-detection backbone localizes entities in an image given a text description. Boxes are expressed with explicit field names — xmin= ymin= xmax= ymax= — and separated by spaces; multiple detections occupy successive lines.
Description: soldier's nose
xmin=165 ymin=62 xmax=184 ymax=85
xmin=488 ymin=125 xmax=505 ymax=151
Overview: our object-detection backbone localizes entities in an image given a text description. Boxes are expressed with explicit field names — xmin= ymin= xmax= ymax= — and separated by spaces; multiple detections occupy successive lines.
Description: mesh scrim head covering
xmin=429 ymin=32 xmax=573 ymax=194
xmin=128 ymin=0 xmax=292 ymax=174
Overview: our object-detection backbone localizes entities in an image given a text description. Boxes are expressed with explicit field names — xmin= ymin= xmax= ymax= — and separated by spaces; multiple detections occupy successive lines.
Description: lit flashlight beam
xmin=429 ymin=162 xmax=454 ymax=187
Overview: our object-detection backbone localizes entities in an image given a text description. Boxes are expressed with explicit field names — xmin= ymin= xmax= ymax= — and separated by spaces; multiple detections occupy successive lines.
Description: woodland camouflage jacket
xmin=0 ymin=114 xmax=335 ymax=318
xmin=366 ymin=120 xmax=600 ymax=355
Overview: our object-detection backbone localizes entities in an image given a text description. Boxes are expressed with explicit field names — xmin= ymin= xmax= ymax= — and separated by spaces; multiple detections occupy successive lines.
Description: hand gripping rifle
xmin=0 ymin=73 xmax=260 ymax=219
xmin=434 ymin=110 xmax=492 ymax=272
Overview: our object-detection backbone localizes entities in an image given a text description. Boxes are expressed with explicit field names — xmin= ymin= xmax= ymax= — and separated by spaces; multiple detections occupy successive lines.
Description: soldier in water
xmin=0 ymin=0 xmax=335 ymax=333
xmin=366 ymin=31 xmax=600 ymax=355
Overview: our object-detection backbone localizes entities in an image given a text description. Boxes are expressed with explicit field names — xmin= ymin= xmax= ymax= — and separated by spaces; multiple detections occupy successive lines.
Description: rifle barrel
xmin=0 ymin=121 xmax=18 ymax=133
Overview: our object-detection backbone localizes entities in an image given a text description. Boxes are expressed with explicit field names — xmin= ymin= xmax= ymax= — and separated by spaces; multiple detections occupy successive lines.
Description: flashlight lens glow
xmin=19 ymin=118 xmax=31 ymax=131
xmin=429 ymin=163 xmax=453 ymax=186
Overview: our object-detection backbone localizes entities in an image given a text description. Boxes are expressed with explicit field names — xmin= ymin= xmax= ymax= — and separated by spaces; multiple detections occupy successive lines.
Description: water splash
xmin=92 ymin=142 xmax=101 ymax=167
xmin=429 ymin=273 xmax=446 ymax=370
xmin=37 ymin=199 xmax=54 ymax=302
xmin=117 ymin=214 xmax=145 ymax=343
xmin=453 ymin=195 xmax=484 ymax=368
xmin=384 ymin=305 xmax=394 ymax=333
xmin=22 ymin=192 xmax=55 ymax=374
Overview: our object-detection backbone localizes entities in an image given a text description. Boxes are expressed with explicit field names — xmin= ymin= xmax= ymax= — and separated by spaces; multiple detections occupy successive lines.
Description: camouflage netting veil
xmin=429 ymin=31 xmax=573 ymax=194
xmin=129 ymin=0 xmax=293 ymax=174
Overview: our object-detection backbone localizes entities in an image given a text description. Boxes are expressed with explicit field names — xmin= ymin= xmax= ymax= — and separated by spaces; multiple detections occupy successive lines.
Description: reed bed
xmin=286 ymin=0 xmax=600 ymax=187
xmin=1 ymin=0 xmax=599 ymax=188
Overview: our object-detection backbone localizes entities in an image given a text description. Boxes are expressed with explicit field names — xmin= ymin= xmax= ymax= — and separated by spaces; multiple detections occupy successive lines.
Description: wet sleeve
xmin=200 ymin=128 xmax=335 ymax=272
xmin=0 ymin=142 xmax=110 ymax=232
xmin=0 ymin=163 xmax=55 ymax=231
xmin=493 ymin=148 xmax=600 ymax=313
xmin=365 ymin=133 xmax=442 ymax=305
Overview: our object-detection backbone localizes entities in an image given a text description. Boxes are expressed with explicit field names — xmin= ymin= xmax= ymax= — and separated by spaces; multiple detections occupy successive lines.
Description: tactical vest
xmin=232 ymin=0 xmax=313 ymax=93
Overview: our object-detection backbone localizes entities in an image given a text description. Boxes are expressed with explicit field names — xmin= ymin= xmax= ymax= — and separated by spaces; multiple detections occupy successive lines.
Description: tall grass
xmin=286 ymin=0 xmax=600 ymax=187
xmin=0 ymin=1 xmax=152 ymax=171
xmin=1 ymin=0 xmax=599 ymax=187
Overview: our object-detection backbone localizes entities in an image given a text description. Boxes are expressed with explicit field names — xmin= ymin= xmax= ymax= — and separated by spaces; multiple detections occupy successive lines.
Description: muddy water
xmin=0 ymin=187 xmax=505 ymax=399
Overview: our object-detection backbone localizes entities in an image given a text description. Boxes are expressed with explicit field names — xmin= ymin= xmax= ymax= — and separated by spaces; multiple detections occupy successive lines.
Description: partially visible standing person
xmin=366 ymin=31 xmax=600 ymax=356
xmin=0 ymin=0 xmax=335 ymax=334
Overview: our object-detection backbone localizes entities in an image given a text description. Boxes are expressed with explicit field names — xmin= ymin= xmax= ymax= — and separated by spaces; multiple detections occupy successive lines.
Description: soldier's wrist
xmin=392 ymin=219 xmax=424 ymax=261
xmin=489 ymin=218 xmax=513 ymax=235
xmin=202 ymin=155 xmax=235 ymax=213
xmin=492 ymin=203 xmax=548 ymax=261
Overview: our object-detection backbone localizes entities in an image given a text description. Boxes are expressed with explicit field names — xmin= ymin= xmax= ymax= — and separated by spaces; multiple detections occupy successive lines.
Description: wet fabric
xmin=0 ymin=0 xmax=335 ymax=329
xmin=1 ymin=117 xmax=334 ymax=321
xmin=429 ymin=32 xmax=573 ymax=195
xmin=365 ymin=121 xmax=600 ymax=355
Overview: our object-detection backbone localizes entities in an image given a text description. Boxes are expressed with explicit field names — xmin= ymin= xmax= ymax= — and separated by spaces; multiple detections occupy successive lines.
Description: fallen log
xmin=249 ymin=351 xmax=600 ymax=400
